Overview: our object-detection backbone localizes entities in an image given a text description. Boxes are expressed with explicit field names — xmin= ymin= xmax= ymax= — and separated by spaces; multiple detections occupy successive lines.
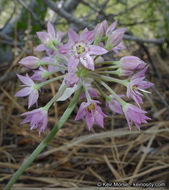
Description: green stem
xmin=96 ymin=65 xmax=119 ymax=70
xmin=100 ymin=75 xmax=128 ymax=86
xmin=40 ymin=62 xmax=67 ymax=69
xmin=96 ymin=70 xmax=119 ymax=75
xmin=37 ymin=75 xmax=65 ymax=89
xmin=43 ymin=69 xmax=65 ymax=78
xmin=4 ymin=87 xmax=82 ymax=190
xmin=93 ymin=82 xmax=109 ymax=100
xmin=95 ymin=61 xmax=117 ymax=65
xmin=100 ymin=81 xmax=126 ymax=106
xmin=44 ymin=85 xmax=67 ymax=110
xmin=83 ymin=83 xmax=91 ymax=101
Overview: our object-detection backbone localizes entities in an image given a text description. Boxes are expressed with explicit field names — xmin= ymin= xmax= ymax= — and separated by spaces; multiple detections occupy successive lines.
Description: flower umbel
xmin=8 ymin=20 xmax=155 ymax=190
xmin=15 ymin=21 xmax=153 ymax=134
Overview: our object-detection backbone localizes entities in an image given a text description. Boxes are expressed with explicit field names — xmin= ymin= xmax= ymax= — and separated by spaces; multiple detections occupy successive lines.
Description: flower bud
xmin=117 ymin=56 xmax=146 ymax=76
xmin=19 ymin=56 xmax=40 ymax=69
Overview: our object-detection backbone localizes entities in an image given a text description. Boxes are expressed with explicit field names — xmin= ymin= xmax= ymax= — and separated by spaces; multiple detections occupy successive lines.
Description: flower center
xmin=87 ymin=102 xmax=95 ymax=112
xmin=132 ymin=85 xmax=137 ymax=90
xmin=74 ymin=43 xmax=86 ymax=56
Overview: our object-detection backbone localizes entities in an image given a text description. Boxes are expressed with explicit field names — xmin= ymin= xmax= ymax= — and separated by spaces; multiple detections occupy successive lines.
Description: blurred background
xmin=0 ymin=0 xmax=169 ymax=189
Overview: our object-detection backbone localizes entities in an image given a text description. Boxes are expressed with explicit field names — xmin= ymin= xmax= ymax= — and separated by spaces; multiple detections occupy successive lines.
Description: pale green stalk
xmin=93 ymin=82 xmax=110 ymax=101
xmin=96 ymin=65 xmax=119 ymax=70
xmin=83 ymin=82 xmax=91 ymax=101
xmin=100 ymin=81 xmax=126 ymax=106
xmin=4 ymin=87 xmax=82 ymax=190
xmin=95 ymin=61 xmax=118 ymax=65
xmin=36 ymin=75 xmax=65 ymax=89
xmin=40 ymin=61 xmax=67 ymax=69
xmin=42 ymin=69 xmax=65 ymax=78
xmin=44 ymin=85 xmax=67 ymax=110
xmin=100 ymin=75 xmax=128 ymax=86
xmin=96 ymin=70 xmax=119 ymax=75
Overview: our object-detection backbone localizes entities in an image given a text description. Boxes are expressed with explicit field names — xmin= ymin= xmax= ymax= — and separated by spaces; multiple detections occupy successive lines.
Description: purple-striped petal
xmin=68 ymin=29 xmax=79 ymax=43
xmin=15 ymin=87 xmax=32 ymax=97
xmin=34 ymin=44 xmax=46 ymax=52
xmin=68 ymin=57 xmax=79 ymax=72
xmin=86 ymin=112 xmax=94 ymax=130
xmin=80 ymin=54 xmax=94 ymax=70
xmin=89 ymin=45 xmax=108 ymax=55
xmin=47 ymin=22 xmax=55 ymax=39
xmin=28 ymin=90 xmax=39 ymax=108
xmin=17 ymin=74 xmax=34 ymax=85
xmin=36 ymin=32 xmax=49 ymax=43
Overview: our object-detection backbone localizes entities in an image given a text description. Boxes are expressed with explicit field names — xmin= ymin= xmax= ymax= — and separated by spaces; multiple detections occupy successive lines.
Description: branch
xmin=17 ymin=0 xmax=45 ymax=26
xmin=64 ymin=0 xmax=81 ymax=12
xmin=124 ymin=34 xmax=164 ymax=44
xmin=43 ymin=0 xmax=164 ymax=44
xmin=42 ymin=0 xmax=92 ymax=29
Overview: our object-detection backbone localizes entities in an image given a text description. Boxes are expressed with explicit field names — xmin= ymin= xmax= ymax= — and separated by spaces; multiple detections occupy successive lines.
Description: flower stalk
xmin=4 ymin=87 xmax=82 ymax=190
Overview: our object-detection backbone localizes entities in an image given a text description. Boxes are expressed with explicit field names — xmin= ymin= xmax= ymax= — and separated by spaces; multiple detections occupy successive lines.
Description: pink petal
xmin=68 ymin=29 xmax=79 ymax=43
xmin=17 ymin=74 xmax=34 ymax=85
xmin=80 ymin=28 xmax=88 ymax=40
xmin=68 ymin=57 xmax=79 ymax=72
xmin=28 ymin=91 xmax=39 ymax=108
xmin=80 ymin=54 xmax=94 ymax=70
xmin=47 ymin=22 xmax=55 ymax=39
xmin=106 ymin=20 xmax=117 ymax=35
xmin=80 ymin=29 xmax=95 ymax=44
xmin=89 ymin=45 xmax=108 ymax=55
xmin=56 ymin=31 xmax=62 ymax=42
xmin=95 ymin=112 xmax=104 ymax=127
xmin=86 ymin=112 xmax=94 ymax=130
xmin=20 ymin=115 xmax=32 ymax=124
xmin=15 ymin=87 xmax=31 ymax=97
xmin=36 ymin=32 xmax=49 ymax=43
xmin=75 ymin=102 xmax=87 ymax=120
xmin=34 ymin=44 xmax=46 ymax=52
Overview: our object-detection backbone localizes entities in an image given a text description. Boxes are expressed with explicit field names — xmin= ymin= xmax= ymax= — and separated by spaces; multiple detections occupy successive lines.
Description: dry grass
xmin=0 ymin=37 xmax=169 ymax=190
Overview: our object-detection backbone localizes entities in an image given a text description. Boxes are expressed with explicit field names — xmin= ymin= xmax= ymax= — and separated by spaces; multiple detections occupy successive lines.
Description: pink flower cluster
xmin=15 ymin=21 xmax=153 ymax=135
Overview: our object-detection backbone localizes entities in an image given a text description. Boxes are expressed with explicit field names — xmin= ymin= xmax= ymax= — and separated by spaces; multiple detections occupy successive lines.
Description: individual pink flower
xmin=117 ymin=56 xmax=146 ymax=76
xmin=123 ymin=103 xmax=151 ymax=130
xmin=15 ymin=74 xmax=39 ymax=108
xmin=59 ymin=28 xmax=108 ymax=72
xmin=127 ymin=66 xmax=153 ymax=105
xmin=35 ymin=22 xmax=62 ymax=52
xmin=31 ymin=66 xmax=48 ymax=81
xmin=64 ymin=71 xmax=79 ymax=87
xmin=21 ymin=108 xmax=48 ymax=135
xmin=105 ymin=21 xmax=126 ymax=50
xmin=19 ymin=56 xmax=40 ymax=69
xmin=106 ymin=94 xmax=123 ymax=114
xmin=75 ymin=100 xmax=107 ymax=130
